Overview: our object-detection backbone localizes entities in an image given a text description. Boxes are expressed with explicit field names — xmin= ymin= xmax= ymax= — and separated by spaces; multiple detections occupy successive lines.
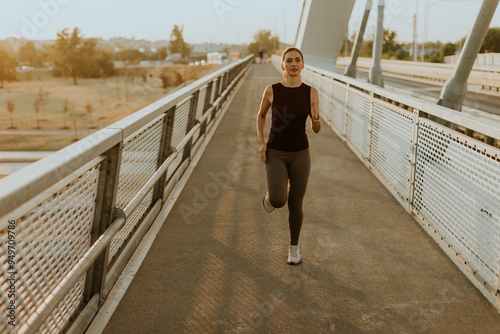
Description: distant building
xmin=229 ymin=52 xmax=241 ymax=62
xmin=192 ymin=43 xmax=227 ymax=53
xmin=207 ymin=52 xmax=229 ymax=65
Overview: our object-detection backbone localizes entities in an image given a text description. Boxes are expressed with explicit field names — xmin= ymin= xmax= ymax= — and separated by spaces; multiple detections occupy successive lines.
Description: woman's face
xmin=281 ymin=50 xmax=304 ymax=77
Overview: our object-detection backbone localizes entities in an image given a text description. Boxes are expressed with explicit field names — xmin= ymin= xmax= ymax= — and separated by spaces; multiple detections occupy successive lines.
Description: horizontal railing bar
xmin=417 ymin=100 xmax=500 ymax=139
xmin=0 ymin=56 xmax=252 ymax=221
xmin=303 ymin=61 xmax=500 ymax=140
xmin=106 ymin=55 xmax=253 ymax=139
xmin=0 ymin=129 xmax=122 ymax=219
xmin=0 ymin=156 xmax=106 ymax=228
xmin=337 ymin=56 xmax=500 ymax=77
xmin=19 ymin=212 xmax=127 ymax=334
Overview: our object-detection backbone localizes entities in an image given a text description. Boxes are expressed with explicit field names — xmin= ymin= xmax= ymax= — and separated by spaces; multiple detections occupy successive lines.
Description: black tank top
xmin=267 ymin=82 xmax=311 ymax=152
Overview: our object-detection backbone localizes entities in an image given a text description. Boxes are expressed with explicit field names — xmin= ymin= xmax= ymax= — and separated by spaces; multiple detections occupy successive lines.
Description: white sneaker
xmin=263 ymin=195 xmax=275 ymax=213
xmin=286 ymin=245 xmax=302 ymax=265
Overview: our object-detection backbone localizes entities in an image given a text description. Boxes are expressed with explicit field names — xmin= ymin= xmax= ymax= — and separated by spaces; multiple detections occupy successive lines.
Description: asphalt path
xmin=97 ymin=64 xmax=500 ymax=334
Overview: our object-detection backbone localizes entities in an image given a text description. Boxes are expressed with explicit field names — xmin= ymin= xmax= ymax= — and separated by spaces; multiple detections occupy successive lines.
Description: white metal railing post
xmin=498 ymin=269 xmax=500 ymax=298
xmin=328 ymin=79 xmax=333 ymax=123
xmin=153 ymin=106 xmax=176 ymax=203
xmin=366 ymin=92 xmax=375 ymax=164
xmin=343 ymin=83 xmax=350 ymax=139
xmin=212 ymin=76 xmax=222 ymax=118
xmin=84 ymin=142 xmax=123 ymax=304
xmin=200 ymin=81 xmax=214 ymax=136
xmin=407 ymin=108 xmax=420 ymax=213
xmin=183 ymin=90 xmax=200 ymax=161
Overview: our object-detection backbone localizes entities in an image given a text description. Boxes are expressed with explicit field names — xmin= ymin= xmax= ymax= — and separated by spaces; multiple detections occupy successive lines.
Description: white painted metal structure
xmin=295 ymin=0 xmax=356 ymax=71
xmin=0 ymin=56 xmax=253 ymax=334
xmin=272 ymin=54 xmax=500 ymax=311
xmin=337 ymin=57 xmax=500 ymax=92
xmin=446 ymin=53 xmax=500 ymax=68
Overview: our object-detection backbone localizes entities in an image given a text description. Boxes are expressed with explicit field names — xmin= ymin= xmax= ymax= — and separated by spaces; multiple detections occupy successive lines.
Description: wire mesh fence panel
xmin=413 ymin=119 xmax=500 ymax=290
xmin=0 ymin=161 xmax=101 ymax=334
xmin=331 ymin=82 xmax=348 ymax=136
xmin=193 ymin=87 xmax=208 ymax=144
xmin=346 ymin=88 xmax=371 ymax=159
xmin=167 ymin=97 xmax=192 ymax=180
xmin=110 ymin=117 xmax=164 ymax=261
xmin=319 ymin=76 xmax=331 ymax=119
xmin=370 ymin=100 xmax=414 ymax=204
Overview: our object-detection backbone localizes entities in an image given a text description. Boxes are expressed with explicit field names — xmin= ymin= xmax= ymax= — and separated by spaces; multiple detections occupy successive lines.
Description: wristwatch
xmin=313 ymin=114 xmax=320 ymax=122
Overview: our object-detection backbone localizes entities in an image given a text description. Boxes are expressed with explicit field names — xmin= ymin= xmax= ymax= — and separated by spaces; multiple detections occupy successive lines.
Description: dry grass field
xmin=0 ymin=64 xmax=218 ymax=151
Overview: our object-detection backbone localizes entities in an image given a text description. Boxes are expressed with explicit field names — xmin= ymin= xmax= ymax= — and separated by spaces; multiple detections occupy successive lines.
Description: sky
xmin=0 ymin=0 xmax=499 ymax=45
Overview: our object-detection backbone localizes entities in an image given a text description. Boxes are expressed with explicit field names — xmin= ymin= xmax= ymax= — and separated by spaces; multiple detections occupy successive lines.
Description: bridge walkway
xmin=94 ymin=64 xmax=500 ymax=333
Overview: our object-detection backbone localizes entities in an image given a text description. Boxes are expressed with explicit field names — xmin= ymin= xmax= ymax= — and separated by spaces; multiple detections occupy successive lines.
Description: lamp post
xmin=413 ymin=0 xmax=419 ymax=62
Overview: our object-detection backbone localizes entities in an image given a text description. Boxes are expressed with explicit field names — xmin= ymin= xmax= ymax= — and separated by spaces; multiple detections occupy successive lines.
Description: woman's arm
xmin=310 ymin=87 xmax=321 ymax=134
xmin=256 ymin=85 xmax=273 ymax=163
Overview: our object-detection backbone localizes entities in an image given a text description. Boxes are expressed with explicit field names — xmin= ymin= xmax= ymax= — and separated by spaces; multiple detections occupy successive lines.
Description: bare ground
xmin=0 ymin=64 xmax=217 ymax=151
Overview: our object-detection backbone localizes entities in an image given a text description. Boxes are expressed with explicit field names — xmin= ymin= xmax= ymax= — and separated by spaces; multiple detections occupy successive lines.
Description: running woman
xmin=256 ymin=47 xmax=321 ymax=265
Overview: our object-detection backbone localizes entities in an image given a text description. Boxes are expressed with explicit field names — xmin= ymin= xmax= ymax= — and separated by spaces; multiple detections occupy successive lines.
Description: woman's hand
xmin=260 ymin=144 xmax=267 ymax=163
xmin=310 ymin=88 xmax=321 ymax=134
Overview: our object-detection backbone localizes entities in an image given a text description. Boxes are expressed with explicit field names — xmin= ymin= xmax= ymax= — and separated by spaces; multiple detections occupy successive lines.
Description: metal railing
xmin=273 ymin=54 xmax=500 ymax=311
xmin=445 ymin=53 xmax=500 ymax=68
xmin=0 ymin=55 xmax=253 ymax=334
xmin=336 ymin=57 xmax=500 ymax=91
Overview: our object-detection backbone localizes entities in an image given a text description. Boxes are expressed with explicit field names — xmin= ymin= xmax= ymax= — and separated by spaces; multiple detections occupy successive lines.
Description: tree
xmin=51 ymin=28 xmax=114 ymax=84
xmin=0 ymin=48 xmax=18 ymax=88
xmin=71 ymin=104 xmax=78 ymax=141
xmin=6 ymin=100 xmax=15 ymax=129
xmin=51 ymin=28 xmax=83 ymax=84
xmin=169 ymin=25 xmax=191 ymax=59
xmin=439 ymin=43 xmax=457 ymax=59
xmin=160 ymin=72 xmax=169 ymax=89
xmin=382 ymin=30 xmax=408 ymax=60
xmin=458 ymin=36 xmax=467 ymax=50
xmin=62 ymin=98 xmax=69 ymax=129
xmin=357 ymin=30 xmax=408 ymax=60
xmin=427 ymin=42 xmax=457 ymax=63
xmin=481 ymin=27 xmax=500 ymax=53
xmin=175 ymin=72 xmax=184 ymax=86
xmin=156 ymin=47 xmax=168 ymax=61
xmin=18 ymin=41 xmax=38 ymax=67
xmin=37 ymin=88 xmax=49 ymax=119
xmin=117 ymin=48 xmax=144 ymax=65
xmin=91 ymin=49 xmax=115 ymax=78
xmin=34 ymin=100 xmax=41 ymax=129
xmin=359 ymin=35 xmax=374 ymax=58
xmin=248 ymin=30 xmax=280 ymax=56
xmin=85 ymin=102 xmax=95 ymax=128
xmin=34 ymin=88 xmax=49 ymax=127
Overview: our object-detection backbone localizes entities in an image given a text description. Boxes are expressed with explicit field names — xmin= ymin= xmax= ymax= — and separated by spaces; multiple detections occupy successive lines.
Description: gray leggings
xmin=265 ymin=148 xmax=311 ymax=245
